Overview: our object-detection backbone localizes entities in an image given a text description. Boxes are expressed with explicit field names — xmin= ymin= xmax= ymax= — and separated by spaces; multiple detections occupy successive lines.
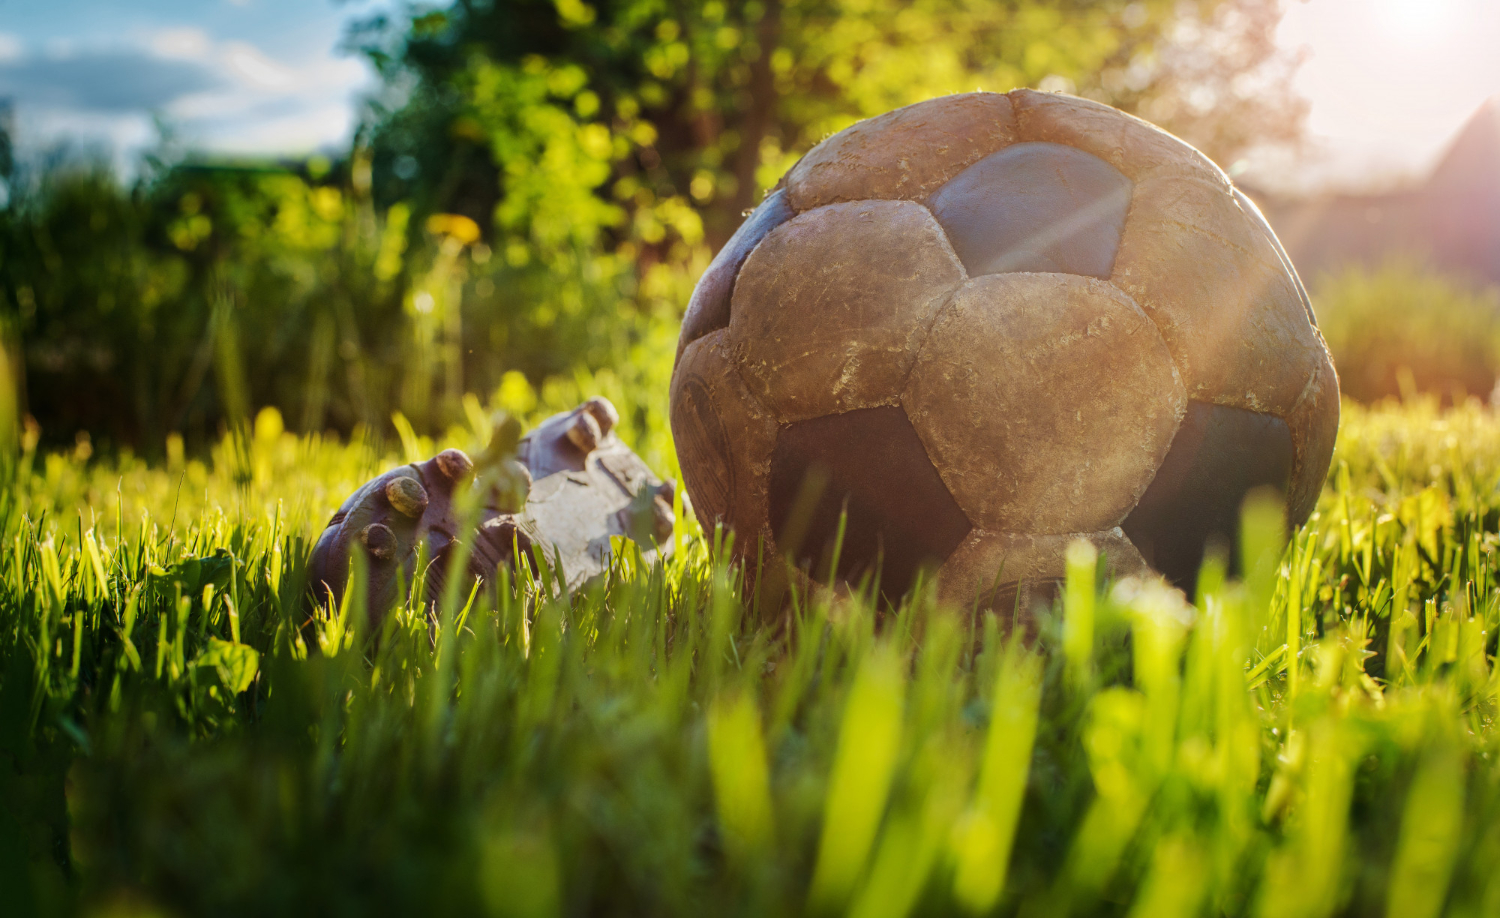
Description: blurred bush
xmin=0 ymin=158 xmax=681 ymax=452
xmin=1312 ymin=259 xmax=1500 ymax=404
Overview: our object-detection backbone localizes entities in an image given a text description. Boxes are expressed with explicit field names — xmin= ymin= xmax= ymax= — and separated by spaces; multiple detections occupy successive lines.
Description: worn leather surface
xmin=309 ymin=398 xmax=675 ymax=619
xmin=668 ymin=89 xmax=1340 ymax=611
xmin=518 ymin=404 xmax=676 ymax=590
xmin=676 ymin=188 xmax=795 ymax=364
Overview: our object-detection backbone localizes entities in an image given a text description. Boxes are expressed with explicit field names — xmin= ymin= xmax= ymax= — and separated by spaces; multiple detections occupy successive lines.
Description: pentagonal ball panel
xmin=677 ymin=188 xmax=796 ymax=362
xmin=905 ymin=273 xmax=1184 ymax=533
xmin=768 ymin=406 xmax=972 ymax=599
xmin=671 ymin=330 xmax=781 ymax=553
xmin=927 ymin=141 xmax=1133 ymax=278
xmin=1009 ymin=88 xmax=1229 ymax=186
xmin=1111 ymin=175 xmax=1327 ymax=415
xmin=936 ymin=528 xmax=1145 ymax=615
xmin=730 ymin=200 xmax=965 ymax=422
xmin=1120 ymin=401 xmax=1295 ymax=594
xmin=786 ymin=92 xmax=1017 ymax=211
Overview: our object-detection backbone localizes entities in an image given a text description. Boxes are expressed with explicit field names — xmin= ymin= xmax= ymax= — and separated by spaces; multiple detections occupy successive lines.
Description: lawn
xmin=4 ymin=394 xmax=1500 ymax=917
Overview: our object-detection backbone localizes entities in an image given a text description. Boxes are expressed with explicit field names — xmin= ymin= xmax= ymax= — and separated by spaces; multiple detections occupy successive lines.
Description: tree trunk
xmin=731 ymin=0 xmax=782 ymax=222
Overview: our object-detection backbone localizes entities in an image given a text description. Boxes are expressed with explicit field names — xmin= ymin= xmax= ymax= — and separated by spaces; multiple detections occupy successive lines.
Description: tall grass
xmin=5 ymin=395 xmax=1500 ymax=916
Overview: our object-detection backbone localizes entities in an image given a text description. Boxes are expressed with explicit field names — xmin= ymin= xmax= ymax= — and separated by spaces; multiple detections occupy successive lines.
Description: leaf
xmin=151 ymin=549 xmax=236 ymax=598
xmin=194 ymin=637 xmax=260 ymax=694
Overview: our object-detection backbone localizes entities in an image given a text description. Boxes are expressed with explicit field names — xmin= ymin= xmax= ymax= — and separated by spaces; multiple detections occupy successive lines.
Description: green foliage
xmin=0 ymin=0 xmax=1303 ymax=452
xmin=0 ymin=154 xmax=687 ymax=450
xmin=6 ymin=396 xmax=1500 ymax=915
xmin=1312 ymin=260 xmax=1500 ymax=404
xmin=356 ymin=0 xmax=1294 ymax=247
xmin=1 ymin=162 xmax=404 ymax=446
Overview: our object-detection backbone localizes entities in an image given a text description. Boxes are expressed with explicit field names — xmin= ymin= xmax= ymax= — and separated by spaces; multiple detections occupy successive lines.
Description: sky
xmin=1264 ymin=0 xmax=1500 ymax=192
xmin=0 ymin=0 xmax=385 ymax=169
xmin=0 ymin=0 xmax=1496 ymax=193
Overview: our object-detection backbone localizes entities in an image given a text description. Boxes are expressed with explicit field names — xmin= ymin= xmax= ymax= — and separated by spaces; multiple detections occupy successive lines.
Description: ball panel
xmin=1233 ymin=188 xmax=1319 ymax=329
xmin=1286 ymin=353 xmax=1340 ymax=527
xmin=677 ymin=188 xmax=796 ymax=364
xmin=1111 ymin=175 xmax=1326 ymax=415
xmin=670 ymin=330 xmax=780 ymax=551
xmin=936 ymin=527 xmax=1145 ymax=614
xmin=927 ymin=142 xmax=1133 ymax=278
xmin=1008 ymin=88 xmax=1228 ymax=185
xmin=730 ymin=200 xmax=965 ymax=422
xmin=1121 ymin=400 xmax=1295 ymax=594
xmin=786 ymin=92 xmax=1017 ymax=211
xmin=767 ymin=405 xmax=972 ymax=599
xmin=904 ymin=273 xmax=1185 ymax=533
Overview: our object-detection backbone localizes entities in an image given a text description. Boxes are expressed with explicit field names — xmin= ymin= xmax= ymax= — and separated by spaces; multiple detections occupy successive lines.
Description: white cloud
xmin=176 ymin=38 xmax=369 ymax=154
xmin=149 ymin=27 xmax=213 ymax=61
xmin=3 ymin=26 xmax=375 ymax=163
xmin=204 ymin=102 xmax=357 ymax=154
xmin=223 ymin=40 xmax=296 ymax=90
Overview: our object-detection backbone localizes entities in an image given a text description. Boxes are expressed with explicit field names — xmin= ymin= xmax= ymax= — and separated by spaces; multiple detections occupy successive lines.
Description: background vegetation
xmin=1 ymin=0 xmax=1305 ymax=452
xmin=1312 ymin=261 xmax=1500 ymax=405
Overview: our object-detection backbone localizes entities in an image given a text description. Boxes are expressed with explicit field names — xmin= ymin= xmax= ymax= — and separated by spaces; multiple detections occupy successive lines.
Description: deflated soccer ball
xmin=670 ymin=90 xmax=1339 ymax=606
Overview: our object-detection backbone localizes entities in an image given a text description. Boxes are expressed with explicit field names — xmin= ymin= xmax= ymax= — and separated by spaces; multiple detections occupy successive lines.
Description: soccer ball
xmin=670 ymin=90 xmax=1338 ymax=606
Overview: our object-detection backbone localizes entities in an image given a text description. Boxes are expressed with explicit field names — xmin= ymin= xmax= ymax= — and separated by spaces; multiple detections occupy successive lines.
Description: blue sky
xmin=0 ymin=0 xmax=389 ymax=166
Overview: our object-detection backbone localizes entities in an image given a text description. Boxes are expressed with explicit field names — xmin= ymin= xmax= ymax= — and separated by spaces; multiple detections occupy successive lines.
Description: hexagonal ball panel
xmin=1233 ymin=187 xmax=1319 ymax=328
xmin=677 ymin=188 xmax=796 ymax=363
xmin=1111 ymin=175 xmax=1327 ymax=416
xmin=904 ymin=272 xmax=1184 ymax=533
xmin=1121 ymin=400 xmax=1294 ymax=594
xmin=730 ymin=200 xmax=965 ymax=422
xmin=927 ymin=141 xmax=1133 ymax=278
xmin=768 ymin=406 xmax=972 ymax=599
xmin=671 ymin=329 xmax=780 ymax=550
xmin=786 ymin=92 xmax=1017 ymax=211
xmin=1008 ymin=88 xmax=1229 ymax=186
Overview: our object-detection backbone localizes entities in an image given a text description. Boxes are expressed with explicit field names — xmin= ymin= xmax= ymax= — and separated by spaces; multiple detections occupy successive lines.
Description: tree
xmin=336 ymin=0 xmax=1306 ymax=412
xmin=350 ymin=0 xmax=1305 ymax=253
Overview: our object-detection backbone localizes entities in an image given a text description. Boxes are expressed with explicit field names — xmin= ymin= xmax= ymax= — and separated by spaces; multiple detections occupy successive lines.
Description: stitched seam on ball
xmin=1103 ymin=278 xmax=1185 ymax=401
xmin=895 ymin=206 xmax=970 ymax=399
xmin=723 ymin=335 xmax=781 ymax=538
xmin=1108 ymin=200 xmax=1190 ymax=395
xmin=896 ymin=207 xmax=969 ymax=397
xmin=1082 ymin=279 xmax=1185 ymax=534
xmin=1105 ymin=164 xmax=1141 ymax=280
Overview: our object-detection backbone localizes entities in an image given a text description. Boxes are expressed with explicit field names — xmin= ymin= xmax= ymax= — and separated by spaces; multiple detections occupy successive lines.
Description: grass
xmin=5 ymin=394 xmax=1500 ymax=917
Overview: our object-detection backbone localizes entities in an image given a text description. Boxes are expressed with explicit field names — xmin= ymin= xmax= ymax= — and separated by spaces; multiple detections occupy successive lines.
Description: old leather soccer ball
xmin=670 ymin=90 xmax=1339 ymax=606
